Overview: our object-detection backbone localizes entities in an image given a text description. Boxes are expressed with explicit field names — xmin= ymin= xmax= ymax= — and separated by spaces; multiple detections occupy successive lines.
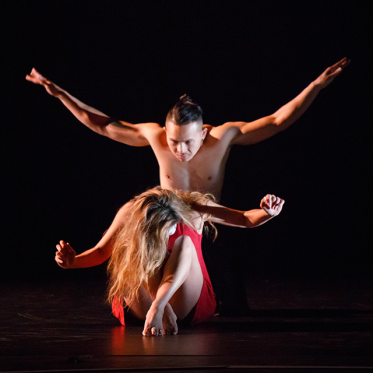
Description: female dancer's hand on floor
xmin=55 ymin=240 xmax=76 ymax=269
xmin=26 ymin=68 xmax=62 ymax=97
xmin=260 ymin=194 xmax=285 ymax=217
xmin=143 ymin=302 xmax=164 ymax=336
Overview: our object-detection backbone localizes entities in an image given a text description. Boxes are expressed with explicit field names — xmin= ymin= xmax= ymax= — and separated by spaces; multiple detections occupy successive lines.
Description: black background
xmin=3 ymin=1 xmax=371 ymax=284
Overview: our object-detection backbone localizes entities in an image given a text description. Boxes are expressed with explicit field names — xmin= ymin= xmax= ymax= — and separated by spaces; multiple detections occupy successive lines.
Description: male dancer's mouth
xmin=177 ymin=154 xmax=188 ymax=161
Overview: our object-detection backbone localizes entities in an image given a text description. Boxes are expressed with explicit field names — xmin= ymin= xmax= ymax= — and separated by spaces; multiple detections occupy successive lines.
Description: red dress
xmin=167 ymin=223 xmax=216 ymax=324
xmin=112 ymin=222 xmax=216 ymax=326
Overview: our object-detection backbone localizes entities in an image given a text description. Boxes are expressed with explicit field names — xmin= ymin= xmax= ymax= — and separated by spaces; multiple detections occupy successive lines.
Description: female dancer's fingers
xmin=260 ymin=196 xmax=266 ymax=209
xmin=142 ymin=324 xmax=151 ymax=336
xmin=57 ymin=242 xmax=68 ymax=253
xmin=55 ymin=252 xmax=64 ymax=264
xmin=152 ymin=327 xmax=162 ymax=336
xmin=66 ymin=242 xmax=74 ymax=254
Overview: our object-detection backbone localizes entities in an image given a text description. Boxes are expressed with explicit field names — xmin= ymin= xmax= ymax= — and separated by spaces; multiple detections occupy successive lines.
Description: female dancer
xmin=55 ymin=187 xmax=284 ymax=336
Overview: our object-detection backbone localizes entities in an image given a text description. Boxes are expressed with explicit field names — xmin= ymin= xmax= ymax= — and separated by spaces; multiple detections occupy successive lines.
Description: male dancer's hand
xmin=260 ymin=194 xmax=285 ymax=217
xmin=314 ymin=57 xmax=351 ymax=89
xmin=26 ymin=68 xmax=63 ymax=97
xmin=55 ymin=240 xmax=76 ymax=269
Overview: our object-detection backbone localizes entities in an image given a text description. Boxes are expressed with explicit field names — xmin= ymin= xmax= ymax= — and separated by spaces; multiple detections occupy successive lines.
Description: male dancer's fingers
xmin=333 ymin=57 xmax=350 ymax=70
xmin=329 ymin=67 xmax=343 ymax=78
xmin=331 ymin=57 xmax=346 ymax=68
xmin=328 ymin=58 xmax=344 ymax=73
xmin=31 ymin=67 xmax=42 ymax=77
xmin=342 ymin=58 xmax=351 ymax=69
xmin=328 ymin=58 xmax=350 ymax=78
xmin=26 ymin=68 xmax=41 ymax=83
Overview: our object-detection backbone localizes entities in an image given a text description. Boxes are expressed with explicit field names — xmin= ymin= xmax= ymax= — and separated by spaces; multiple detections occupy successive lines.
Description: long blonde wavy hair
xmin=107 ymin=187 xmax=216 ymax=307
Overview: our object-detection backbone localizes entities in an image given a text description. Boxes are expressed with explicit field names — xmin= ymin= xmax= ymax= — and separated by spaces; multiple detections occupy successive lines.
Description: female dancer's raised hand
xmin=260 ymin=194 xmax=285 ymax=217
xmin=55 ymin=240 xmax=76 ymax=269
xmin=26 ymin=68 xmax=62 ymax=97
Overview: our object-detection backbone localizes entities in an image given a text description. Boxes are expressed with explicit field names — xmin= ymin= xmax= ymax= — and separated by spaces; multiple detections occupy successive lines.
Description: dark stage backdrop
xmin=3 ymin=1 xmax=371 ymax=284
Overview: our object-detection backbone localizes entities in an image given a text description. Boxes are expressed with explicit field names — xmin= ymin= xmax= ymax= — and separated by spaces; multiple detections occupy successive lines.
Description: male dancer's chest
xmin=156 ymin=142 xmax=231 ymax=200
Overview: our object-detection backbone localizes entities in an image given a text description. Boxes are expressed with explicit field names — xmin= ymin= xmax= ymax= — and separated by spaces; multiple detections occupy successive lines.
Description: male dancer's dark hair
xmin=167 ymin=94 xmax=203 ymax=125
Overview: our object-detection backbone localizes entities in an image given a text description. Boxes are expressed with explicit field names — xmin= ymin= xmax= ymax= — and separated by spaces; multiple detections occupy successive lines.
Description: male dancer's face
xmin=165 ymin=120 xmax=206 ymax=162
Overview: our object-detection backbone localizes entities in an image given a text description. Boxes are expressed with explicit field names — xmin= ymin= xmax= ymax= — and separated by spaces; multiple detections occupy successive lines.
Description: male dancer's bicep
xmin=228 ymin=117 xmax=280 ymax=146
xmin=104 ymin=121 xmax=153 ymax=146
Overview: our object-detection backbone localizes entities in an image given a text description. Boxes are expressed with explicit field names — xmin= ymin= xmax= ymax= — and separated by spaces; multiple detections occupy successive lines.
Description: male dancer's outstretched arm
xmin=227 ymin=57 xmax=350 ymax=146
xmin=25 ymin=68 xmax=151 ymax=146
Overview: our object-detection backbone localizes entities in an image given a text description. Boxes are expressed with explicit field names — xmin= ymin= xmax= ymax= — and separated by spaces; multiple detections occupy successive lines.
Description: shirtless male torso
xmin=26 ymin=58 xmax=349 ymax=201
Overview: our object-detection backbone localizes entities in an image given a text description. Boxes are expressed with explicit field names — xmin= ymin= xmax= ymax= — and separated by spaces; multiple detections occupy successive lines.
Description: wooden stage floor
xmin=1 ymin=277 xmax=373 ymax=372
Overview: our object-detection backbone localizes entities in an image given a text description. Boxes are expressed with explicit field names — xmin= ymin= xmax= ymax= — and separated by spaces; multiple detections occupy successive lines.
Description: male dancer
xmin=26 ymin=58 xmax=349 ymax=201
xmin=26 ymin=58 xmax=350 ymax=314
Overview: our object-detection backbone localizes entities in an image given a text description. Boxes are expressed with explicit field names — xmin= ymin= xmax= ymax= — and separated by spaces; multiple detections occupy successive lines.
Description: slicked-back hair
xmin=167 ymin=94 xmax=203 ymax=126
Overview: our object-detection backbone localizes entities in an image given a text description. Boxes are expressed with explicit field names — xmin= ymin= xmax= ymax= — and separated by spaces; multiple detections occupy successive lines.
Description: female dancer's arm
xmin=143 ymin=235 xmax=196 ymax=336
xmin=194 ymin=194 xmax=285 ymax=228
xmin=55 ymin=201 xmax=133 ymax=269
